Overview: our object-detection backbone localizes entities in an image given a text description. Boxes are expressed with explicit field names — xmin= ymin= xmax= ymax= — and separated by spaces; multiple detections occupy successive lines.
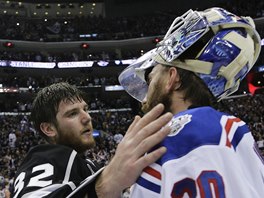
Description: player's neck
xmin=170 ymin=92 xmax=192 ymax=115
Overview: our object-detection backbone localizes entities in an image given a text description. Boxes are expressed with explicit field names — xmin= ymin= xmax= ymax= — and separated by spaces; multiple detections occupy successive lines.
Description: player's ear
xmin=40 ymin=122 xmax=56 ymax=137
xmin=166 ymin=67 xmax=181 ymax=91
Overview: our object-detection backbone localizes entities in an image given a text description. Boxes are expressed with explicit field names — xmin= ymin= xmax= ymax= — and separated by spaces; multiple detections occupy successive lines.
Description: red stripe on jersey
xmin=225 ymin=117 xmax=241 ymax=148
xmin=143 ymin=166 xmax=161 ymax=180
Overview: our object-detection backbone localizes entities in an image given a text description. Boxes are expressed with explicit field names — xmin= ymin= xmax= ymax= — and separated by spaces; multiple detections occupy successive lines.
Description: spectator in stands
xmin=113 ymin=132 xmax=123 ymax=144
xmin=0 ymin=175 xmax=10 ymax=198
xmin=8 ymin=131 xmax=16 ymax=149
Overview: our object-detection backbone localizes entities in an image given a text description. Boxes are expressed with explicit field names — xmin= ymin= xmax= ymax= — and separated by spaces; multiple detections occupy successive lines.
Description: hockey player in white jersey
xmin=119 ymin=7 xmax=264 ymax=198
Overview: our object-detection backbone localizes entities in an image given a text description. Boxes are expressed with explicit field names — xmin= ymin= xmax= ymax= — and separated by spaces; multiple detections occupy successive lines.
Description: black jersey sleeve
xmin=12 ymin=144 xmax=101 ymax=198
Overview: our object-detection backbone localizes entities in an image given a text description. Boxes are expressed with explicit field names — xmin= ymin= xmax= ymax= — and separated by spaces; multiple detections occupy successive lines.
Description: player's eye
xmin=68 ymin=111 xmax=78 ymax=117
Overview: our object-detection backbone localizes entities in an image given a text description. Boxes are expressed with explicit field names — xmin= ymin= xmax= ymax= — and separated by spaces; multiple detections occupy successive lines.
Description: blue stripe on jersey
xmin=136 ymin=176 xmax=161 ymax=193
xmin=156 ymin=106 xmax=249 ymax=165
xmin=231 ymin=124 xmax=249 ymax=150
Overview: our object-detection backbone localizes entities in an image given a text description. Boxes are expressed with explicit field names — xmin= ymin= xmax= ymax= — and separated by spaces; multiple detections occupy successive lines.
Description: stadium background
xmin=0 ymin=0 xmax=263 ymax=196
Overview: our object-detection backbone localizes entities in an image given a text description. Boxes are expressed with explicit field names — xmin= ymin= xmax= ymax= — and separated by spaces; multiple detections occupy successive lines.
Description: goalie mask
xmin=118 ymin=7 xmax=261 ymax=102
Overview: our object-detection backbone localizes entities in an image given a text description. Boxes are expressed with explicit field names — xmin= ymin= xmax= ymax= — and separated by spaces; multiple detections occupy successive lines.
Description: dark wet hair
xmin=31 ymin=82 xmax=87 ymax=140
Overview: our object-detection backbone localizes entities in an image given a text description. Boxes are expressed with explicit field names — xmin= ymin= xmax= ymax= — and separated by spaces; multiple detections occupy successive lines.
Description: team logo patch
xmin=168 ymin=114 xmax=192 ymax=136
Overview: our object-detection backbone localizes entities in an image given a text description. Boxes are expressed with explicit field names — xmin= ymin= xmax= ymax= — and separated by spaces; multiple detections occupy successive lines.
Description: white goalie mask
xmin=118 ymin=7 xmax=261 ymax=102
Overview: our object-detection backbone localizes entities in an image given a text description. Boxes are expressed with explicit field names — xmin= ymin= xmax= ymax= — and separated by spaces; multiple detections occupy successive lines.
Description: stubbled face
xmin=54 ymin=98 xmax=95 ymax=153
xmin=141 ymin=64 xmax=173 ymax=114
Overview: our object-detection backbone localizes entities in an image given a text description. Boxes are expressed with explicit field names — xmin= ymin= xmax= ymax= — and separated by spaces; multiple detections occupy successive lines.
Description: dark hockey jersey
xmin=12 ymin=144 xmax=102 ymax=198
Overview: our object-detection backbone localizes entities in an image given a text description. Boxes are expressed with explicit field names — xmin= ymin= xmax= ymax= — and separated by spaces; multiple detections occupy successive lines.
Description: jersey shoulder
xmin=159 ymin=106 xmax=249 ymax=163
xmin=12 ymin=144 xmax=99 ymax=198
xmin=167 ymin=106 xmax=226 ymax=142
xmin=18 ymin=144 xmax=77 ymax=171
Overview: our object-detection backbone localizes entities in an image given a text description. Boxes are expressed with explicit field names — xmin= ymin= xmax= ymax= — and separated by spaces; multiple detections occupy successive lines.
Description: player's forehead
xmin=57 ymin=98 xmax=87 ymax=113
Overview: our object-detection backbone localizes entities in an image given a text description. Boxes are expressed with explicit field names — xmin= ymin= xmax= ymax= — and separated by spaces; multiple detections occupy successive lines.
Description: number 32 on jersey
xmin=13 ymin=163 xmax=54 ymax=198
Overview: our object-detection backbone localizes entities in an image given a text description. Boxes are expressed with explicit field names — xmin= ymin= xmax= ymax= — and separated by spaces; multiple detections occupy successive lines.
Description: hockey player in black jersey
xmin=12 ymin=82 xmax=172 ymax=198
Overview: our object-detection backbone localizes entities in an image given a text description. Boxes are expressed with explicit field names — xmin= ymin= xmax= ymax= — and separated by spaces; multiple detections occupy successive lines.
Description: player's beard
xmin=141 ymin=81 xmax=173 ymax=115
xmin=55 ymin=127 xmax=96 ymax=153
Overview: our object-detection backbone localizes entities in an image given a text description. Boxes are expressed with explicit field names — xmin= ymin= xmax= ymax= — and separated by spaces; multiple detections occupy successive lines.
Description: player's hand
xmin=95 ymin=103 xmax=172 ymax=198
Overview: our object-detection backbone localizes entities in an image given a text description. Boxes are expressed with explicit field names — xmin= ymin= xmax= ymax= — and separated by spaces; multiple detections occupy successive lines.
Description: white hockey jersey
xmin=130 ymin=106 xmax=264 ymax=198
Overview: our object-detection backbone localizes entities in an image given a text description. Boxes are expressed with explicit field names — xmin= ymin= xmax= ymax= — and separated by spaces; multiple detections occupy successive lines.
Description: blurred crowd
xmin=0 ymin=93 xmax=263 ymax=197
xmin=219 ymin=94 xmax=264 ymax=142
xmin=1 ymin=73 xmax=119 ymax=89
xmin=0 ymin=49 xmax=139 ymax=62
xmin=0 ymin=74 xmax=131 ymax=112
xmin=0 ymin=14 xmax=172 ymax=42
xmin=0 ymin=1 xmax=263 ymax=63
xmin=0 ymin=1 xmax=263 ymax=42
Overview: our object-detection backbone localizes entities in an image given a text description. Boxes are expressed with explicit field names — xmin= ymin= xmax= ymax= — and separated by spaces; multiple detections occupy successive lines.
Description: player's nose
xmin=81 ymin=110 xmax=92 ymax=124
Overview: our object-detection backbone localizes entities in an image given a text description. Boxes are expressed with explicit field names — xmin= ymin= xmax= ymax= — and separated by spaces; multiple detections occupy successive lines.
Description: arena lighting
xmin=115 ymin=60 xmax=121 ymax=65
xmin=0 ymin=59 xmax=134 ymax=69
xmin=257 ymin=65 xmax=264 ymax=72
xmin=114 ymin=59 xmax=136 ymax=66
xmin=120 ymin=59 xmax=135 ymax=65
xmin=153 ymin=37 xmax=162 ymax=44
xmin=45 ymin=4 xmax=50 ymax=9
xmin=69 ymin=3 xmax=74 ymax=8
xmin=0 ymin=61 xmax=7 ymax=66
xmin=10 ymin=61 xmax=55 ymax=68
xmin=58 ymin=61 xmax=94 ymax=68
xmin=3 ymin=41 xmax=14 ymax=48
xmin=92 ymin=130 xmax=100 ymax=137
xmin=97 ymin=60 xmax=109 ymax=67
xmin=105 ymin=85 xmax=124 ymax=91
xmin=81 ymin=43 xmax=89 ymax=49
xmin=79 ymin=33 xmax=97 ymax=38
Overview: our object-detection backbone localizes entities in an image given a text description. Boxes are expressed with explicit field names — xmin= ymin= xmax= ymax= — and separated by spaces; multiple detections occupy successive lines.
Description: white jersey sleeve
xmin=130 ymin=106 xmax=264 ymax=198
